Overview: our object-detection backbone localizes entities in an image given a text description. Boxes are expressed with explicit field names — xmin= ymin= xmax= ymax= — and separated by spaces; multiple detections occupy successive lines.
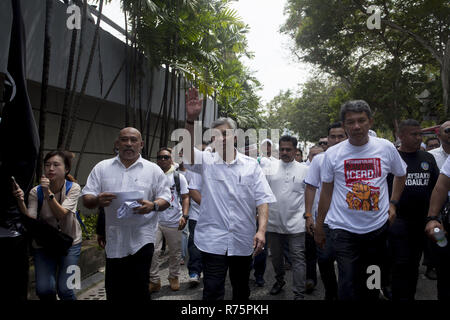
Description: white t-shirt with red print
xmin=321 ymin=136 xmax=407 ymax=234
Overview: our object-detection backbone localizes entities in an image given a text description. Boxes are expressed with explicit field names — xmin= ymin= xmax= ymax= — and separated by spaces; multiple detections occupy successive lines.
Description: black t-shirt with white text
xmin=387 ymin=150 xmax=439 ymax=225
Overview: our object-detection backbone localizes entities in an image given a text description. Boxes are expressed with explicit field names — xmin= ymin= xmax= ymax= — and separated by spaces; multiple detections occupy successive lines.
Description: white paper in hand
xmin=117 ymin=201 xmax=141 ymax=219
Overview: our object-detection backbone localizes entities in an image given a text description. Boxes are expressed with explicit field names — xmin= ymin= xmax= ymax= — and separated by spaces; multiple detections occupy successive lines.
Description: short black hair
xmin=340 ymin=100 xmax=372 ymax=122
xmin=279 ymin=135 xmax=298 ymax=149
xmin=327 ymin=121 xmax=345 ymax=136
xmin=398 ymin=119 xmax=421 ymax=133
xmin=425 ymin=136 xmax=440 ymax=146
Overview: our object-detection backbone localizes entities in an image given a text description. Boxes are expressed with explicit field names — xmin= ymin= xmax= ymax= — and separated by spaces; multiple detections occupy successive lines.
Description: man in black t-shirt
xmin=387 ymin=120 xmax=439 ymax=300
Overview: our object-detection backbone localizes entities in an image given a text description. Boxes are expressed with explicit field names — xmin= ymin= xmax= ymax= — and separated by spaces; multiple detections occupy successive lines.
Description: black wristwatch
xmin=153 ymin=201 xmax=159 ymax=212
xmin=48 ymin=194 xmax=55 ymax=201
xmin=389 ymin=200 xmax=399 ymax=208
xmin=425 ymin=216 xmax=442 ymax=224
xmin=182 ymin=215 xmax=189 ymax=220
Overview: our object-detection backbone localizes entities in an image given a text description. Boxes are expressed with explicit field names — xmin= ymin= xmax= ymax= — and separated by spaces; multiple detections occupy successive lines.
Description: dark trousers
xmin=282 ymin=238 xmax=292 ymax=265
xmin=201 ymin=251 xmax=252 ymax=300
xmin=316 ymin=224 xmax=338 ymax=300
xmin=388 ymin=218 xmax=424 ymax=300
xmin=331 ymin=221 xmax=389 ymax=300
xmin=105 ymin=243 xmax=154 ymax=301
xmin=0 ymin=235 xmax=29 ymax=301
xmin=187 ymin=220 xmax=203 ymax=276
xmin=251 ymin=244 xmax=267 ymax=279
xmin=433 ymin=239 xmax=450 ymax=300
xmin=305 ymin=232 xmax=317 ymax=284
xmin=422 ymin=237 xmax=437 ymax=268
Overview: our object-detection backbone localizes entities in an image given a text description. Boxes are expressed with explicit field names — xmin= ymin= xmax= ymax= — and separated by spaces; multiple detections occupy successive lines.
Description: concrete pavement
xmin=77 ymin=251 xmax=438 ymax=300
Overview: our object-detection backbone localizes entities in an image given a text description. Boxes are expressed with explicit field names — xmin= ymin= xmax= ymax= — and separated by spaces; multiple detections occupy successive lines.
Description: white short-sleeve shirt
xmin=266 ymin=159 xmax=309 ymax=234
xmin=158 ymin=172 xmax=189 ymax=228
xmin=429 ymin=146 xmax=449 ymax=169
xmin=184 ymin=149 xmax=276 ymax=256
xmin=81 ymin=155 xmax=171 ymax=258
xmin=304 ymin=152 xmax=325 ymax=220
xmin=184 ymin=170 xmax=202 ymax=221
xmin=321 ymin=137 xmax=407 ymax=234
xmin=441 ymin=156 xmax=450 ymax=178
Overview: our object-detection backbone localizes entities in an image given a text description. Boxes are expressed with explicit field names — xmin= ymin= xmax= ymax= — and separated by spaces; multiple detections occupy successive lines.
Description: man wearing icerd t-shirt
xmin=314 ymin=100 xmax=407 ymax=300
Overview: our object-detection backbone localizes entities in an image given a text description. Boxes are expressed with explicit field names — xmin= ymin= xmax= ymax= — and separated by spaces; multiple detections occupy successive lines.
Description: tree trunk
xmin=57 ymin=28 xmax=77 ymax=150
xmin=175 ymin=75 xmax=181 ymax=129
xmin=74 ymin=59 xmax=125 ymax=178
xmin=124 ymin=10 xmax=130 ymax=126
xmin=65 ymin=0 xmax=104 ymax=150
xmin=150 ymin=83 xmax=167 ymax=158
xmin=37 ymin=0 xmax=53 ymax=179
xmin=64 ymin=0 xmax=87 ymax=150
xmin=160 ymin=64 xmax=170 ymax=147
xmin=443 ymin=38 xmax=450 ymax=119
xmin=165 ymin=68 xmax=176 ymax=146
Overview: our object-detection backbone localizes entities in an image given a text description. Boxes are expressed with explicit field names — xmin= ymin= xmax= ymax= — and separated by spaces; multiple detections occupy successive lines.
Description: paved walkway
xmin=77 ymin=251 xmax=438 ymax=300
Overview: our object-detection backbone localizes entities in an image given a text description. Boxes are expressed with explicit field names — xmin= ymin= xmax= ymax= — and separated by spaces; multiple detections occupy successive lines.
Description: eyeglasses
xmin=318 ymin=141 xmax=328 ymax=146
xmin=157 ymin=155 xmax=171 ymax=160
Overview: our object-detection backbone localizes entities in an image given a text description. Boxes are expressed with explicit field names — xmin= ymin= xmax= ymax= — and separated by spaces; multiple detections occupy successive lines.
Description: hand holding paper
xmin=133 ymin=200 xmax=154 ymax=215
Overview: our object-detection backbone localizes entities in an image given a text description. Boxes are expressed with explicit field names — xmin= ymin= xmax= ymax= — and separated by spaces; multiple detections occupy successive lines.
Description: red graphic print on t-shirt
xmin=344 ymin=158 xmax=381 ymax=211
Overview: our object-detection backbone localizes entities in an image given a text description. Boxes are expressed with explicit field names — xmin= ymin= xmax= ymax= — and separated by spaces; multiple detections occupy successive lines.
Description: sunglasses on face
xmin=318 ymin=141 xmax=328 ymax=146
xmin=157 ymin=155 xmax=171 ymax=160
xmin=445 ymin=128 xmax=450 ymax=134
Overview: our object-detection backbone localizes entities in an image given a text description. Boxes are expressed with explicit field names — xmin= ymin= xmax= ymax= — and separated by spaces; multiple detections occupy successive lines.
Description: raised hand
xmin=40 ymin=175 xmax=50 ymax=195
xmin=186 ymin=88 xmax=203 ymax=121
xmin=12 ymin=181 xmax=24 ymax=202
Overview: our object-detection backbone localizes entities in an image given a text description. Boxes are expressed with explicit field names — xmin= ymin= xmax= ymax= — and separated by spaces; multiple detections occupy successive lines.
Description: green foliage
xmin=281 ymin=0 xmax=450 ymax=132
xmin=80 ymin=212 xmax=98 ymax=240
xmin=118 ymin=0 xmax=265 ymax=128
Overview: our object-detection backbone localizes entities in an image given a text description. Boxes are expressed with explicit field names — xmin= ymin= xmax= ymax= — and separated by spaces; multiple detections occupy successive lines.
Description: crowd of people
xmin=2 ymin=90 xmax=450 ymax=301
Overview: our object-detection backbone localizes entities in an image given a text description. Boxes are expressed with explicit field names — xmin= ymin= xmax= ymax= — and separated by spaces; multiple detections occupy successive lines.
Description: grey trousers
xmin=267 ymin=232 xmax=306 ymax=299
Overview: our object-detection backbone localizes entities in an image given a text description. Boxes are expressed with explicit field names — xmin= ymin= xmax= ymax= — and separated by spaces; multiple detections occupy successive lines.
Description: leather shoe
xmin=270 ymin=280 xmax=286 ymax=295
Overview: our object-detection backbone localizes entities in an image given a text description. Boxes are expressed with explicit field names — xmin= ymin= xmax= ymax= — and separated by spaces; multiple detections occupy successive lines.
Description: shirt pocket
xmin=238 ymin=174 xmax=253 ymax=186
xmin=292 ymin=180 xmax=305 ymax=193
xmin=101 ymin=178 xmax=120 ymax=193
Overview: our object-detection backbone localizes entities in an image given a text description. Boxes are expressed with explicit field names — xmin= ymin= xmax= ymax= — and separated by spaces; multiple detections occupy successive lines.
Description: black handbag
xmin=22 ymin=215 xmax=73 ymax=256
xmin=22 ymin=190 xmax=73 ymax=256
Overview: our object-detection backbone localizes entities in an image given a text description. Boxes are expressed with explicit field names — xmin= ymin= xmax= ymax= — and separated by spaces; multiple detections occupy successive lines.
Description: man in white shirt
xmin=184 ymin=88 xmax=276 ymax=300
xmin=265 ymin=135 xmax=309 ymax=300
xmin=149 ymin=147 xmax=190 ymax=292
xmin=258 ymin=139 xmax=278 ymax=175
xmin=315 ymin=100 xmax=407 ymax=300
xmin=184 ymin=168 xmax=203 ymax=286
xmin=82 ymin=127 xmax=171 ymax=301
xmin=429 ymin=121 xmax=450 ymax=169
xmin=425 ymin=121 xmax=450 ymax=279
xmin=425 ymin=156 xmax=450 ymax=300
xmin=318 ymin=137 xmax=328 ymax=151
xmin=304 ymin=121 xmax=347 ymax=300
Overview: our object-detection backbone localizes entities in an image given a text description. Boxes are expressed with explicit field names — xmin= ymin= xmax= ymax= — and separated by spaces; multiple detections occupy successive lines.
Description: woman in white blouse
xmin=12 ymin=151 xmax=82 ymax=300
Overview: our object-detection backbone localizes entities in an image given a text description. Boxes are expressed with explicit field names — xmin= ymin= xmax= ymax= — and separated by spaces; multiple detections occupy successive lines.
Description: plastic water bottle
xmin=434 ymin=228 xmax=448 ymax=247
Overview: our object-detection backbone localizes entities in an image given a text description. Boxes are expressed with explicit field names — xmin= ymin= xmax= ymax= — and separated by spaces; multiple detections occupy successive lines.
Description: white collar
xmin=213 ymin=149 xmax=245 ymax=165
xmin=113 ymin=154 xmax=144 ymax=169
